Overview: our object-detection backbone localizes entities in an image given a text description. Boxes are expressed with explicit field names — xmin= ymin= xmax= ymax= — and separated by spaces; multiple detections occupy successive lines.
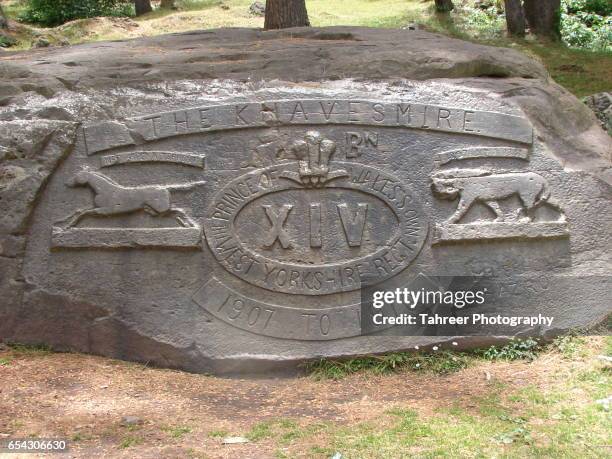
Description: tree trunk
xmin=434 ymin=0 xmax=455 ymax=13
xmin=0 ymin=4 xmax=8 ymax=29
xmin=160 ymin=0 xmax=175 ymax=8
xmin=504 ymin=0 xmax=525 ymax=36
xmin=264 ymin=0 xmax=310 ymax=30
xmin=523 ymin=0 xmax=561 ymax=39
xmin=134 ymin=0 xmax=153 ymax=16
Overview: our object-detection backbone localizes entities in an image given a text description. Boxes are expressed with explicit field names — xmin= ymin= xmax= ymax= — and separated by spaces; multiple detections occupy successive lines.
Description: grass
xmin=7 ymin=342 xmax=53 ymax=356
xmin=525 ymin=42 xmax=612 ymax=96
xmin=306 ymin=349 xmax=471 ymax=380
xmin=242 ymin=337 xmax=612 ymax=457
xmin=0 ymin=343 xmax=53 ymax=367
xmin=305 ymin=335 xmax=602 ymax=380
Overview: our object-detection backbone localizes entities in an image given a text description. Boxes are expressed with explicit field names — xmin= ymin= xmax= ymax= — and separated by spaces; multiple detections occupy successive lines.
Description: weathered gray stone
xmin=584 ymin=92 xmax=612 ymax=135
xmin=249 ymin=1 xmax=265 ymax=16
xmin=0 ymin=27 xmax=610 ymax=376
xmin=120 ymin=416 xmax=144 ymax=426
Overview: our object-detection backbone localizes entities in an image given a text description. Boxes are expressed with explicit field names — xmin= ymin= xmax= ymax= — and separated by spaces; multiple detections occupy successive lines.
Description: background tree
xmin=0 ymin=3 xmax=8 ymax=29
xmin=504 ymin=0 xmax=526 ymax=36
xmin=264 ymin=0 xmax=310 ymax=30
xmin=160 ymin=0 xmax=175 ymax=8
xmin=434 ymin=0 xmax=454 ymax=13
xmin=134 ymin=0 xmax=152 ymax=16
xmin=523 ymin=0 xmax=561 ymax=39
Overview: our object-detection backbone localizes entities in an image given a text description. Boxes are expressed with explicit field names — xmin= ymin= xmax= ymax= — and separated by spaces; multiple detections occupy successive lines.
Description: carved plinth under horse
xmin=60 ymin=169 xmax=205 ymax=228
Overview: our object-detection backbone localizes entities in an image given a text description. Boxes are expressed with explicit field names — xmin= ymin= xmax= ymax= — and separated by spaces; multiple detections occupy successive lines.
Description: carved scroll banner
xmin=193 ymin=277 xmax=363 ymax=341
xmin=434 ymin=147 xmax=530 ymax=165
xmin=100 ymin=151 xmax=206 ymax=169
xmin=82 ymin=99 xmax=534 ymax=155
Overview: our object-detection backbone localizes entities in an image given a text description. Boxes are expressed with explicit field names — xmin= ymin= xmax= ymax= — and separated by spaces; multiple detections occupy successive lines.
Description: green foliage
xmin=477 ymin=338 xmax=541 ymax=361
xmin=306 ymin=350 xmax=470 ymax=380
xmin=565 ymin=0 xmax=612 ymax=16
xmin=20 ymin=0 xmax=133 ymax=26
xmin=443 ymin=0 xmax=611 ymax=51
xmin=561 ymin=0 xmax=612 ymax=51
xmin=459 ymin=3 xmax=506 ymax=40
xmin=551 ymin=333 xmax=587 ymax=358
xmin=0 ymin=34 xmax=17 ymax=48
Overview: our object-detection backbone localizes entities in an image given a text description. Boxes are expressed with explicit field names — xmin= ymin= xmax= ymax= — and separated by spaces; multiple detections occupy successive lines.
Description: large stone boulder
xmin=0 ymin=27 xmax=610 ymax=375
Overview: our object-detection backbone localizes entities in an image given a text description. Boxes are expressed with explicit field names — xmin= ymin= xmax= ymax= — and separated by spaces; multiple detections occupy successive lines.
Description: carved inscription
xmin=310 ymin=203 xmax=322 ymax=248
xmin=192 ymin=277 xmax=367 ymax=340
xmin=337 ymin=203 xmax=368 ymax=247
xmin=263 ymin=204 xmax=293 ymax=249
xmin=203 ymin=159 xmax=428 ymax=295
xmin=346 ymin=131 xmax=379 ymax=158
xmin=83 ymin=100 xmax=534 ymax=155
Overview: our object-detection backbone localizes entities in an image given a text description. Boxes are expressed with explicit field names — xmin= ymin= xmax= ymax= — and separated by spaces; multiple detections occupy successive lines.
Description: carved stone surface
xmin=0 ymin=27 xmax=610 ymax=375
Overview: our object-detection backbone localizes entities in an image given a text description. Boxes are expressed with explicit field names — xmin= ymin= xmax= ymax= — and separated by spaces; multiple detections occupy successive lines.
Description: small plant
xmin=0 ymin=34 xmax=17 ymax=48
xmin=0 ymin=357 xmax=11 ymax=366
xmin=247 ymin=421 xmax=274 ymax=441
xmin=477 ymin=338 xmax=541 ymax=361
xmin=551 ymin=334 xmax=587 ymax=358
xmin=207 ymin=429 xmax=228 ymax=438
xmin=492 ymin=426 xmax=532 ymax=444
xmin=119 ymin=435 xmax=142 ymax=448
xmin=162 ymin=425 xmax=192 ymax=438
xmin=71 ymin=432 xmax=93 ymax=441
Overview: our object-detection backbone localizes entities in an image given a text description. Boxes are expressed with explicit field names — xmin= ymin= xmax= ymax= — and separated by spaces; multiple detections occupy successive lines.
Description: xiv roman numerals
xmin=262 ymin=203 xmax=368 ymax=249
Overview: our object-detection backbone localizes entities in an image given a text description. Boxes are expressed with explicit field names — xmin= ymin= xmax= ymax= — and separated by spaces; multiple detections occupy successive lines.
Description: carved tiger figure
xmin=431 ymin=169 xmax=561 ymax=224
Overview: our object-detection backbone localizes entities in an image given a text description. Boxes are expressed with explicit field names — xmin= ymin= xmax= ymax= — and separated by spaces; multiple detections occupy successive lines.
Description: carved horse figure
xmin=61 ymin=169 xmax=204 ymax=228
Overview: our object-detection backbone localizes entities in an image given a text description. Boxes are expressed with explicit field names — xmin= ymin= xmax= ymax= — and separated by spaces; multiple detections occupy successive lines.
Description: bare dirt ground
xmin=2 ymin=340 xmax=602 ymax=459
